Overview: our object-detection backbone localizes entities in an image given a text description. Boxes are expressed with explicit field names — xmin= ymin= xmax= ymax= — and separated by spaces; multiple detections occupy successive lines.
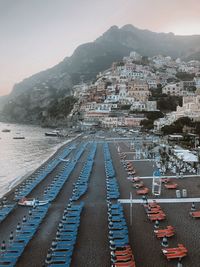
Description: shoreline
xmin=0 ymin=134 xmax=82 ymax=200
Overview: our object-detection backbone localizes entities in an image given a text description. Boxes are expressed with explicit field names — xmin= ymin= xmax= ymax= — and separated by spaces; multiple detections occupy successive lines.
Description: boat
xmin=18 ymin=197 xmax=49 ymax=207
xmin=13 ymin=137 xmax=25 ymax=139
xmin=45 ymin=130 xmax=60 ymax=137
xmin=2 ymin=129 xmax=11 ymax=132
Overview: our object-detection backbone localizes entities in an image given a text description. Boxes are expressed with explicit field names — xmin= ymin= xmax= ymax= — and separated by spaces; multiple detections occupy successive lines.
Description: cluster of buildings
xmin=72 ymin=51 xmax=200 ymax=130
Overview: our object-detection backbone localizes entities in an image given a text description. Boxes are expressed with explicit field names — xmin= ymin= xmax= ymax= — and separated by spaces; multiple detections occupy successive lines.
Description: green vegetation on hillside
xmin=140 ymin=111 xmax=164 ymax=130
xmin=162 ymin=117 xmax=200 ymax=136
xmin=176 ymin=72 xmax=195 ymax=81
xmin=47 ymin=96 xmax=77 ymax=118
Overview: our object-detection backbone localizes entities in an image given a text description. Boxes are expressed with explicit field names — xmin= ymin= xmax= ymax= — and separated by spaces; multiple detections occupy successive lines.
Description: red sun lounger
xmin=190 ymin=211 xmax=200 ymax=218
xmin=164 ymin=183 xmax=178 ymax=189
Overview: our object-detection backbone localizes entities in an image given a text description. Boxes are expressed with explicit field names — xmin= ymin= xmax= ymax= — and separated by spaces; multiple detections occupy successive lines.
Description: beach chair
xmin=190 ymin=211 xmax=200 ymax=218
xmin=148 ymin=212 xmax=166 ymax=221
xmin=136 ymin=187 xmax=149 ymax=195
xmin=154 ymin=226 xmax=175 ymax=238
xmin=164 ymin=183 xmax=178 ymax=189
xmin=166 ymin=251 xmax=187 ymax=261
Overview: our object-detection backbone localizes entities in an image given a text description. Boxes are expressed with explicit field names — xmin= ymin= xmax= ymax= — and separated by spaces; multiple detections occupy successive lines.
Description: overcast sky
xmin=0 ymin=0 xmax=200 ymax=96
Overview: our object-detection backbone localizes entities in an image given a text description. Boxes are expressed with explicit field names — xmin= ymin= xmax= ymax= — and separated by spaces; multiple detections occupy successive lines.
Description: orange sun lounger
xmin=162 ymin=244 xmax=187 ymax=254
xmin=164 ymin=183 xmax=178 ymax=189
xmin=190 ymin=210 xmax=200 ymax=218
xmin=136 ymin=187 xmax=149 ymax=195
xmin=162 ymin=244 xmax=188 ymax=261
xmin=154 ymin=226 xmax=175 ymax=238
xmin=148 ymin=213 xmax=166 ymax=221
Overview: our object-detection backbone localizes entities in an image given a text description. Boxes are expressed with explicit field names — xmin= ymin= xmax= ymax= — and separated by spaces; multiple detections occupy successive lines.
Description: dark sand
xmin=109 ymin=141 xmax=200 ymax=267
xmin=1 ymin=136 xmax=200 ymax=267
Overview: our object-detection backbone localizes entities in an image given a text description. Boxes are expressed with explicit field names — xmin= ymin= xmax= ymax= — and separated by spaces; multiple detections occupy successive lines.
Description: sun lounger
xmin=166 ymin=251 xmax=187 ymax=260
xmin=148 ymin=213 xmax=166 ymax=221
xmin=154 ymin=226 xmax=175 ymax=238
xmin=162 ymin=244 xmax=187 ymax=254
xmin=164 ymin=183 xmax=178 ymax=189
xmin=190 ymin=211 xmax=200 ymax=218
xmin=136 ymin=187 xmax=149 ymax=195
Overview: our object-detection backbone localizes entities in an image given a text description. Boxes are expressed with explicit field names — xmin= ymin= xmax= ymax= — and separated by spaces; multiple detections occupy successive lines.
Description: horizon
xmin=0 ymin=0 xmax=200 ymax=96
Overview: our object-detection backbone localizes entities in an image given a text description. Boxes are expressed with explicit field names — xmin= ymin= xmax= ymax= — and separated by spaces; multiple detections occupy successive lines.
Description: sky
xmin=0 ymin=0 xmax=200 ymax=96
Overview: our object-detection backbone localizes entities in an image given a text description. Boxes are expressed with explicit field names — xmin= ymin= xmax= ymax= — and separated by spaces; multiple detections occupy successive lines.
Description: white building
xmin=194 ymin=77 xmax=200 ymax=89
xmin=130 ymin=101 xmax=157 ymax=112
xmin=162 ymin=83 xmax=183 ymax=96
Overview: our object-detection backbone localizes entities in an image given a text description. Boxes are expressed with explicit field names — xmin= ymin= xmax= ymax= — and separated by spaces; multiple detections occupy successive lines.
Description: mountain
xmin=2 ymin=24 xmax=200 ymax=123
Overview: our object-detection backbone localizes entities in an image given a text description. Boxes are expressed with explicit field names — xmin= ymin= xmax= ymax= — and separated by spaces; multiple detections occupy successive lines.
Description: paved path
xmin=119 ymin=198 xmax=200 ymax=204
xmin=71 ymin=143 xmax=110 ymax=267
xmin=140 ymin=174 xmax=200 ymax=179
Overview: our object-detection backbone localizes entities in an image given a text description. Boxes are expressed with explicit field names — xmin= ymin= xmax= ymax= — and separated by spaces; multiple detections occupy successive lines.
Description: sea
xmin=0 ymin=122 xmax=69 ymax=198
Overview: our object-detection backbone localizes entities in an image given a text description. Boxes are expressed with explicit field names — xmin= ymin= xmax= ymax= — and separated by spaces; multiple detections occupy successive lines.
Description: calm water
xmin=0 ymin=122 xmax=69 ymax=198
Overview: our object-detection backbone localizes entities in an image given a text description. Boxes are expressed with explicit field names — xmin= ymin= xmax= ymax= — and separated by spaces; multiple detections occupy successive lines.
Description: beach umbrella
xmin=45 ymin=249 xmax=52 ymax=264
xmin=58 ymin=222 xmax=63 ymax=230
xmin=16 ymin=223 xmax=21 ymax=233
xmin=177 ymin=260 xmax=183 ymax=267
xmin=161 ymin=236 xmax=168 ymax=247
xmin=2 ymin=197 xmax=7 ymax=206
xmin=191 ymin=202 xmax=196 ymax=211
xmin=9 ymin=232 xmax=14 ymax=243
xmin=154 ymin=220 xmax=159 ymax=229
xmin=51 ymin=239 xmax=57 ymax=251
xmin=22 ymin=215 xmax=27 ymax=224
xmin=111 ymin=251 xmax=117 ymax=263
xmin=28 ymin=209 xmax=32 ymax=216
xmin=1 ymin=240 xmax=6 ymax=252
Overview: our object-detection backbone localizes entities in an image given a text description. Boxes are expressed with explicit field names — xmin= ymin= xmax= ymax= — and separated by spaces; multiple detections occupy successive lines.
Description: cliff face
xmin=2 ymin=24 xmax=200 ymax=123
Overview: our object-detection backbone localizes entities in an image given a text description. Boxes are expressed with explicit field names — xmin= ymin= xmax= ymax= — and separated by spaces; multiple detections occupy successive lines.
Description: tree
xmin=176 ymin=72 xmax=195 ymax=81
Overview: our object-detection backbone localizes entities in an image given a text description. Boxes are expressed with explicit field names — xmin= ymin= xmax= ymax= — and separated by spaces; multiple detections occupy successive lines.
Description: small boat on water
xmin=18 ymin=197 xmax=49 ymax=207
xmin=2 ymin=129 xmax=11 ymax=132
xmin=13 ymin=136 xmax=25 ymax=139
xmin=45 ymin=130 xmax=63 ymax=137
xmin=45 ymin=131 xmax=58 ymax=137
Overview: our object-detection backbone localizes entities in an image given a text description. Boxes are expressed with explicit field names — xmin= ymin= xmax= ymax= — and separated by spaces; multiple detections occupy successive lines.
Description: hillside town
xmin=71 ymin=51 xmax=200 ymax=135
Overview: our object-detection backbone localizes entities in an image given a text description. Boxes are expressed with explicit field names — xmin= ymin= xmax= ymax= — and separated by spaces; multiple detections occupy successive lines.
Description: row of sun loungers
xmin=0 ymin=204 xmax=16 ymax=224
xmin=143 ymin=200 xmax=187 ymax=262
xmin=130 ymin=176 xmax=149 ymax=196
xmin=0 ymin=143 xmax=90 ymax=266
xmin=104 ymin=144 xmax=120 ymax=200
xmin=104 ymin=143 xmax=136 ymax=267
xmin=144 ymin=202 xmax=166 ymax=222
xmin=45 ymin=202 xmax=84 ymax=267
xmin=108 ymin=203 xmax=136 ymax=267
xmin=0 ymin=204 xmax=50 ymax=267
xmin=119 ymin=152 xmax=126 ymax=161
xmin=71 ymin=143 xmax=96 ymax=201
xmin=0 ymin=146 xmax=76 ymax=225
xmin=122 ymin=161 xmax=136 ymax=176
xmin=44 ymin=143 xmax=97 ymax=266
xmin=14 ymin=145 xmax=74 ymax=200
xmin=43 ymin=143 xmax=87 ymax=201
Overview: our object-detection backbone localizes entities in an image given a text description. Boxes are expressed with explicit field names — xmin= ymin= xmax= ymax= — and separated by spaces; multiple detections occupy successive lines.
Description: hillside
xmin=2 ymin=24 xmax=200 ymax=123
